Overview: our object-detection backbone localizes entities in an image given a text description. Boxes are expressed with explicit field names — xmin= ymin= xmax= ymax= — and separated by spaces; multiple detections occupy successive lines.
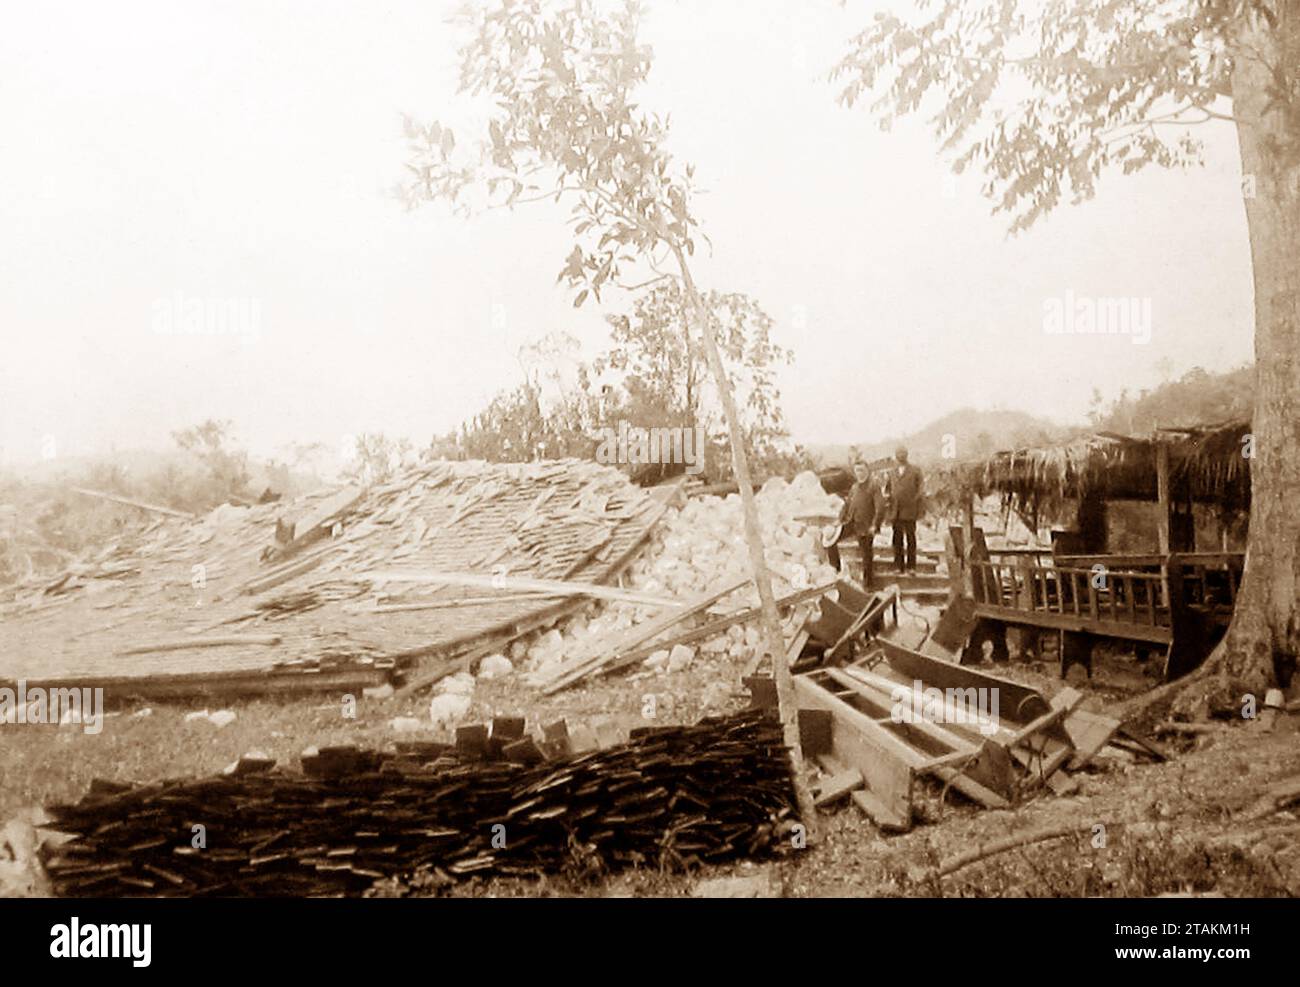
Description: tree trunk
xmin=1223 ymin=14 xmax=1300 ymax=693
xmin=671 ymin=245 xmax=819 ymax=836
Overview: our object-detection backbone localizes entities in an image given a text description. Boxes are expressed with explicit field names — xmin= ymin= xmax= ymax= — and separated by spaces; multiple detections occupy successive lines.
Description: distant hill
xmin=806 ymin=408 xmax=1071 ymax=468
xmin=1090 ymin=365 xmax=1254 ymax=435
xmin=805 ymin=366 xmax=1256 ymax=469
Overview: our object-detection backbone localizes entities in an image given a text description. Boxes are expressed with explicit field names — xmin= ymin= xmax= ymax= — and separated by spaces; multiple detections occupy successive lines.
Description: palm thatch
xmin=953 ymin=419 xmax=1251 ymax=521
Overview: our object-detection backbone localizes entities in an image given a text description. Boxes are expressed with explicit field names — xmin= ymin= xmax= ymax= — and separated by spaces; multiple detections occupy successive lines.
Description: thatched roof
xmin=956 ymin=419 xmax=1251 ymax=519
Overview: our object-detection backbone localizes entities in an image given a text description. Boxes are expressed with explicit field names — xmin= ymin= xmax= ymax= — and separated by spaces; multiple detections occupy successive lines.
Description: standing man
xmin=886 ymin=446 xmax=924 ymax=573
xmin=825 ymin=460 xmax=884 ymax=589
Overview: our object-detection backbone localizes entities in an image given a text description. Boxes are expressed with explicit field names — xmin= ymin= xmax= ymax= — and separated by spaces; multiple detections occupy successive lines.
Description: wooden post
xmin=1155 ymin=440 xmax=1172 ymax=555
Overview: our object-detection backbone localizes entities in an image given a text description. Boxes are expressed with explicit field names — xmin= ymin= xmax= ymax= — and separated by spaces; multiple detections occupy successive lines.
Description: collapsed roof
xmin=0 ymin=460 xmax=666 ymax=700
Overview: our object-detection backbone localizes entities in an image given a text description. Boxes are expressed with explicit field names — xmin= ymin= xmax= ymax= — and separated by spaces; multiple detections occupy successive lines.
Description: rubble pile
xmin=515 ymin=472 xmax=842 ymax=678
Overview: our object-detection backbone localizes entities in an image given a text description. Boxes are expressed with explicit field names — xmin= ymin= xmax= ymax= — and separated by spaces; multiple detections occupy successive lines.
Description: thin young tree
xmin=399 ymin=0 xmax=817 ymax=827
xmin=835 ymin=0 xmax=1300 ymax=694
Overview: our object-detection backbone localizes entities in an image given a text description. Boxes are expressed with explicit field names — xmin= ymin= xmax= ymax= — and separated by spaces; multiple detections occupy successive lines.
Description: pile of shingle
xmin=40 ymin=710 xmax=796 ymax=897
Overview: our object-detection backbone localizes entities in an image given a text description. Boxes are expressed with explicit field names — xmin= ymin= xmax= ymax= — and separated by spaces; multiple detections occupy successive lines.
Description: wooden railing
xmin=971 ymin=560 xmax=1168 ymax=626
xmin=968 ymin=552 xmax=1244 ymax=628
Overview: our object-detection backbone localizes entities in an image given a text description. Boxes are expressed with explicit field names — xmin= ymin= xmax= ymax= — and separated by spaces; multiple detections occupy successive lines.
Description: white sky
xmin=0 ymin=0 xmax=1255 ymax=469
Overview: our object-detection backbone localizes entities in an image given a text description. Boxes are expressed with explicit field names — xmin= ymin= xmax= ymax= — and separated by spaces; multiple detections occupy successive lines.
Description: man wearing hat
xmin=824 ymin=460 xmax=885 ymax=589
xmin=886 ymin=445 xmax=924 ymax=573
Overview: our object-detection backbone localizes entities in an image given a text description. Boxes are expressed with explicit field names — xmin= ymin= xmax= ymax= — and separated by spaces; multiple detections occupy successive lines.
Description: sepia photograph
xmin=1 ymin=0 xmax=1295 ymax=963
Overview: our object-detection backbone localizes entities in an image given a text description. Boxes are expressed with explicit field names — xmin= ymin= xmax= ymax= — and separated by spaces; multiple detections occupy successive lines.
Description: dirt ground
xmin=5 ymin=611 xmax=1298 ymax=898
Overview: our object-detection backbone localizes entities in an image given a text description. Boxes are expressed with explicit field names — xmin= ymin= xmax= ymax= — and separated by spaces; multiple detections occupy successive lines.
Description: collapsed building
xmin=1 ymin=455 xmax=1189 ymax=895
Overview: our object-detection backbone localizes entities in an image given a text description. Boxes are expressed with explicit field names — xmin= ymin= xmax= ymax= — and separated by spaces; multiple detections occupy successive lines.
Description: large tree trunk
xmin=671 ymin=245 xmax=819 ymax=837
xmin=1223 ymin=13 xmax=1300 ymax=693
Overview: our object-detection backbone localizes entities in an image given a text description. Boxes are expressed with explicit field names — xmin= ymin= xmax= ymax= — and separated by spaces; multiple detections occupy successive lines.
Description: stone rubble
xmin=514 ymin=470 xmax=843 ymax=678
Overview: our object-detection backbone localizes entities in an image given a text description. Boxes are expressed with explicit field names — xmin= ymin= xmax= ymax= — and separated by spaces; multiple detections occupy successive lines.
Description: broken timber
xmin=69 ymin=487 xmax=195 ymax=520
xmin=114 ymin=634 xmax=283 ymax=657
xmin=595 ymin=581 xmax=836 ymax=681
xmin=792 ymin=671 xmax=914 ymax=831
xmin=271 ymin=485 xmax=364 ymax=558
xmin=536 ymin=579 xmax=750 ymax=694
xmin=359 ymin=569 xmax=683 ymax=609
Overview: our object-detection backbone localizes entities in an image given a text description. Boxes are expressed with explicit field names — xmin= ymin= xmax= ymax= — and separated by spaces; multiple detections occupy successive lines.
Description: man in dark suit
xmin=825 ymin=461 xmax=885 ymax=589
xmin=886 ymin=445 xmax=924 ymax=573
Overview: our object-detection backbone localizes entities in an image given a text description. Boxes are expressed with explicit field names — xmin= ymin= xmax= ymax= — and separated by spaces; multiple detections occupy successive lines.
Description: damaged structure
xmin=940 ymin=422 xmax=1251 ymax=681
xmin=1 ymin=460 xmax=670 ymax=701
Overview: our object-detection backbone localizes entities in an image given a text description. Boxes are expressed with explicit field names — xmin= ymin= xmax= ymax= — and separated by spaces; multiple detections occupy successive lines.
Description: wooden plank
xmin=599 ymin=581 xmax=834 ymax=678
xmin=355 ymin=592 xmax=561 ymax=613
xmin=812 ymin=768 xmax=864 ymax=807
xmin=274 ymin=486 xmax=365 ymax=556
xmin=241 ymin=549 xmax=334 ymax=597
xmin=793 ymin=674 xmax=913 ymax=831
xmin=969 ymin=604 xmax=1173 ymax=644
xmin=1155 ymin=441 xmax=1172 ymax=555
xmin=1061 ymin=707 xmax=1122 ymax=770
xmin=850 ymin=789 xmax=910 ymax=831
xmin=538 ymin=580 xmax=749 ymax=693
xmin=798 ymin=709 xmax=833 ymax=756
xmin=360 ymin=568 xmax=684 ymax=609
xmin=824 ymin=586 xmax=899 ymax=660
xmin=115 ymin=634 xmax=282 ymax=657
xmin=930 ymin=595 xmax=978 ymax=654
xmin=69 ymin=486 xmax=195 ymax=519
xmin=878 ymin=638 xmax=1074 ymax=743
xmin=391 ymin=639 xmax=503 ymax=700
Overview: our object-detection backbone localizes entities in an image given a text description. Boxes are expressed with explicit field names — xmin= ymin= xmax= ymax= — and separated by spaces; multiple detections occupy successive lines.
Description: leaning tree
xmin=399 ymin=0 xmax=817 ymax=823
xmin=836 ymin=0 xmax=1300 ymax=694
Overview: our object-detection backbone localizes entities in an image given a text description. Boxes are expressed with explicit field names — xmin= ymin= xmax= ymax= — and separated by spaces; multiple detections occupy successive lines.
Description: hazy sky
xmin=0 ymin=0 xmax=1255 ymax=470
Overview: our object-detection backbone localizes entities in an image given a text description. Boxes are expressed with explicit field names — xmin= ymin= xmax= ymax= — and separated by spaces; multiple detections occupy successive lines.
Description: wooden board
xmin=823 ymin=667 xmax=1015 ymax=805
xmin=537 ymin=580 xmax=749 ymax=694
xmin=602 ymin=581 xmax=835 ymax=678
xmin=792 ymin=674 xmax=913 ymax=831
xmin=274 ymin=485 xmax=365 ymax=557
xmin=877 ymin=638 xmax=1072 ymax=744
xmin=1061 ymin=706 xmax=1122 ymax=770
xmin=812 ymin=767 xmax=864 ymax=807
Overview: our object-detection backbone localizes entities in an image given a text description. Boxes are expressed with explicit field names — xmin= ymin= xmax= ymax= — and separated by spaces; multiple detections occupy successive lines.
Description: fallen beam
xmin=536 ymin=580 xmax=750 ymax=694
xmin=841 ymin=664 xmax=1074 ymax=795
xmin=69 ymin=487 xmax=194 ymax=519
xmin=824 ymin=672 xmax=1012 ymax=807
xmin=598 ymin=581 xmax=835 ymax=679
xmin=359 ymin=569 xmax=685 ymax=609
xmin=115 ymin=634 xmax=282 ymax=657
xmin=878 ymin=638 xmax=1072 ymax=745
xmin=273 ymin=485 xmax=365 ymax=557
